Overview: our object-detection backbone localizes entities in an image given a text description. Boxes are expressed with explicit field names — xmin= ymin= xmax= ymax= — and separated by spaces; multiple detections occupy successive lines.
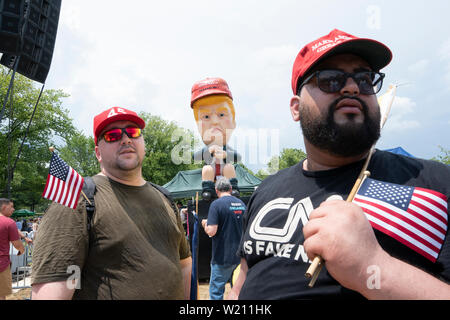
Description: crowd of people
xmin=16 ymin=218 xmax=41 ymax=235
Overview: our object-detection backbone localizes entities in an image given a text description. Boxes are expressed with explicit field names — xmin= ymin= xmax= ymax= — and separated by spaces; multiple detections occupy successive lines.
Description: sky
xmin=9 ymin=0 xmax=450 ymax=172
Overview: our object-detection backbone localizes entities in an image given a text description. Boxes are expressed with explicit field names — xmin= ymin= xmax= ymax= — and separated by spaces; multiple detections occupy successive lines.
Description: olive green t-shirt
xmin=32 ymin=175 xmax=191 ymax=300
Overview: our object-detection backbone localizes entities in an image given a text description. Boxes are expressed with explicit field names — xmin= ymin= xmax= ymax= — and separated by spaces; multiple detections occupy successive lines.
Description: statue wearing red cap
xmin=190 ymin=77 xmax=241 ymax=200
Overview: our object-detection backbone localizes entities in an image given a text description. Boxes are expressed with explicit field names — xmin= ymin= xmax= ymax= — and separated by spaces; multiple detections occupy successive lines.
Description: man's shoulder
xmin=372 ymin=149 xmax=450 ymax=195
xmin=258 ymin=161 xmax=303 ymax=190
xmin=0 ymin=215 xmax=15 ymax=227
xmin=228 ymin=196 xmax=246 ymax=206
xmin=373 ymin=149 xmax=450 ymax=176
xmin=216 ymin=195 xmax=244 ymax=205
xmin=210 ymin=196 xmax=232 ymax=209
xmin=147 ymin=181 xmax=173 ymax=199
xmin=91 ymin=174 xmax=110 ymax=187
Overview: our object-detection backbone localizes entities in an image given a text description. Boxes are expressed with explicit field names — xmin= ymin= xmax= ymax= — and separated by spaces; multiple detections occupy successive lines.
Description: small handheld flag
xmin=42 ymin=152 xmax=84 ymax=210
xmin=353 ymin=178 xmax=448 ymax=262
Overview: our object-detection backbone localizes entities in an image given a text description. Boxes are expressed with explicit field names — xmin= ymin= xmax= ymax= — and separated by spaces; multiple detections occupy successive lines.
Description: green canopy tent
xmin=163 ymin=164 xmax=262 ymax=199
xmin=12 ymin=209 xmax=35 ymax=218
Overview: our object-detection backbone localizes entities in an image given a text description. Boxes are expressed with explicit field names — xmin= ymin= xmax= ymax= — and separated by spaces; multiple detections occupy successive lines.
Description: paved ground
xmin=6 ymin=271 xmax=32 ymax=300
xmin=198 ymin=281 xmax=232 ymax=300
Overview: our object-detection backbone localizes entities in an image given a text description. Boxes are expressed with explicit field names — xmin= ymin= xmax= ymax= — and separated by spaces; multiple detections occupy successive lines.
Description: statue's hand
xmin=209 ymin=145 xmax=227 ymax=159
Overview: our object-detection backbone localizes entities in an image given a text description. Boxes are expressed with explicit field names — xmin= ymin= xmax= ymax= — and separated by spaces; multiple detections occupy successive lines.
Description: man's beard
xmin=299 ymin=96 xmax=381 ymax=157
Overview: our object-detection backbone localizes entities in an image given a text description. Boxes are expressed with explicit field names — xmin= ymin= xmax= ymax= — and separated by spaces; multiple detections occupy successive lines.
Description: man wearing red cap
xmin=191 ymin=77 xmax=241 ymax=200
xmin=230 ymin=29 xmax=450 ymax=299
xmin=31 ymin=107 xmax=192 ymax=300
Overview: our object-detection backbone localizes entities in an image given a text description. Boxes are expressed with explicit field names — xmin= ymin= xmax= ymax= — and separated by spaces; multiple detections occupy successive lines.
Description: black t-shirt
xmin=238 ymin=150 xmax=450 ymax=299
xmin=207 ymin=195 xmax=245 ymax=265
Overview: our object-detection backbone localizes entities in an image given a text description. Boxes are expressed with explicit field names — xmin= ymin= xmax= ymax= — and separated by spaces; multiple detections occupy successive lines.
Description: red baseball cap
xmin=93 ymin=107 xmax=146 ymax=144
xmin=291 ymin=29 xmax=392 ymax=94
xmin=190 ymin=77 xmax=233 ymax=108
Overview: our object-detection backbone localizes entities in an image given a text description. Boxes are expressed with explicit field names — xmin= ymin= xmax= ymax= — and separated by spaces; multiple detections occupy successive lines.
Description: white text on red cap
xmin=107 ymin=107 xmax=127 ymax=118
xmin=312 ymin=35 xmax=354 ymax=53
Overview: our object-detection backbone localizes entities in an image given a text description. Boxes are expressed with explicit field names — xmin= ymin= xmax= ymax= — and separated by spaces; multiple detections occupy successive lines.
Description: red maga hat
xmin=190 ymin=77 xmax=233 ymax=108
xmin=93 ymin=107 xmax=145 ymax=145
xmin=291 ymin=29 xmax=392 ymax=94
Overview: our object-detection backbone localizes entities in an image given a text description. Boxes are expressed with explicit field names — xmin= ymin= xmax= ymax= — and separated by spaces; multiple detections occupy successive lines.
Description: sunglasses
xmin=99 ymin=126 xmax=143 ymax=143
xmin=298 ymin=69 xmax=385 ymax=95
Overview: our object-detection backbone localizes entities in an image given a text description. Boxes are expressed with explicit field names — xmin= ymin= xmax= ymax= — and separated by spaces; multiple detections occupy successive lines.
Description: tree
xmin=59 ymin=130 xmax=100 ymax=177
xmin=140 ymin=112 xmax=202 ymax=185
xmin=431 ymin=146 xmax=450 ymax=165
xmin=256 ymin=148 xmax=307 ymax=179
xmin=0 ymin=66 xmax=74 ymax=210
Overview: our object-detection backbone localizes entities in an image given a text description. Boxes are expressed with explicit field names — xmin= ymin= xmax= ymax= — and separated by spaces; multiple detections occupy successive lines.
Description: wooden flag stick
xmin=305 ymin=85 xmax=397 ymax=287
xmin=305 ymin=148 xmax=374 ymax=287
xmin=195 ymin=191 xmax=199 ymax=215
xmin=81 ymin=190 xmax=92 ymax=206
xmin=195 ymin=191 xmax=199 ymax=300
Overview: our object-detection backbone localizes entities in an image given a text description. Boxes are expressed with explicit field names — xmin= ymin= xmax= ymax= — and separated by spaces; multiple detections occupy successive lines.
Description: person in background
xmin=202 ymin=177 xmax=245 ymax=300
xmin=177 ymin=201 xmax=188 ymax=234
xmin=0 ymin=198 xmax=25 ymax=300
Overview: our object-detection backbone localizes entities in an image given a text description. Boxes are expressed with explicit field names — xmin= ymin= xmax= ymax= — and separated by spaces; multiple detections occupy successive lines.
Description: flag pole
xmin=49 ymin=147 xmax=91 ymax=206
xmin=305 ymin=166 xmax=372 ymax=287
xmin=304 ymin=84 xmax=397 ymax=287
xmin=195 ymin=191 xmax=199 ymax=300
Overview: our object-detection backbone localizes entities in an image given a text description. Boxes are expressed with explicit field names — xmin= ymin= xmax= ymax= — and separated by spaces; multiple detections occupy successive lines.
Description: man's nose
xmin=120 ymin=132 xmax=132 ymax=144
xmin=340 ymin=76 xmax=360 ymax=96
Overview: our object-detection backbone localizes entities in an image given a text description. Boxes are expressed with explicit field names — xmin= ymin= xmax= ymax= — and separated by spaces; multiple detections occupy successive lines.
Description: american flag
xmin=42 ymin=152 xmax=84 ymax=210
xmin=353 ymin=178 xmax=448 ymax=262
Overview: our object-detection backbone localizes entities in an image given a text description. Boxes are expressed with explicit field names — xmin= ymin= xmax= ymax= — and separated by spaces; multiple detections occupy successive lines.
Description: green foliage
xmin=140 ymin=112 xmax=202 ymax=185
xmin=431 ymin=146 xmax=450 ymax=165
xmin=256 ymin=148 xmax=307 ymax=179
xmin=0 ymin=66 xmax=74 ymax=210
xmin=59 ymin=130 xmax=100 ymax=177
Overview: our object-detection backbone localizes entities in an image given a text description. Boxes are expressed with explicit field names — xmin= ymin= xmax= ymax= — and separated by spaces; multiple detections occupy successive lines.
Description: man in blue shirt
xmin=202 ymin=177 xmax=245 ymax=300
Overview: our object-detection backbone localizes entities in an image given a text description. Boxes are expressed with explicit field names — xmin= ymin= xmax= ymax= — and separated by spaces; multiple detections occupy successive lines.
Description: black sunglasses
xmin=298 ymin=69 xmax=385 ymax=95
xmin=99 ymin=126 xmax=143 ymax=143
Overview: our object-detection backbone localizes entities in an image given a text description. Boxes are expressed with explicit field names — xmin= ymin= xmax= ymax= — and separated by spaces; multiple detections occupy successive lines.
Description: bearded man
xmin=228 ymin=29 xmax=450 ymax=300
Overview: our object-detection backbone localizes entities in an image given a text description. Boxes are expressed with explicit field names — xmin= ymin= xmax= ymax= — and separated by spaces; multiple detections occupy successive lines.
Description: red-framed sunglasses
xmin=99 ymin=126 xmax=143 ymax=143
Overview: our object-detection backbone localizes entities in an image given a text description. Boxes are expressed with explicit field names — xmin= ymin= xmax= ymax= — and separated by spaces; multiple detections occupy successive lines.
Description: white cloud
xmin=438 ymin=38 xmax=450 ymax=87
xmin=383 ymin=96 xmax=420 ymax=131
xmin=59 ymin=2 xmax=82 ymax=32
xmin=33 ymin=0 xmax=450 ymax=168
xmin=407 ymin=59 xmax=429 ymax=75
xmin=439 ymin=38 xmax=450 ymax=60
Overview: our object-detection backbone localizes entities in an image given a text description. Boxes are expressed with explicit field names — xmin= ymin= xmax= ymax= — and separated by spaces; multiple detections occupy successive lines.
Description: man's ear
xmin=95 ymin=145 xmax=102 ymax=162
xmin=290 ymin=96 xmax=301 ymax=122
